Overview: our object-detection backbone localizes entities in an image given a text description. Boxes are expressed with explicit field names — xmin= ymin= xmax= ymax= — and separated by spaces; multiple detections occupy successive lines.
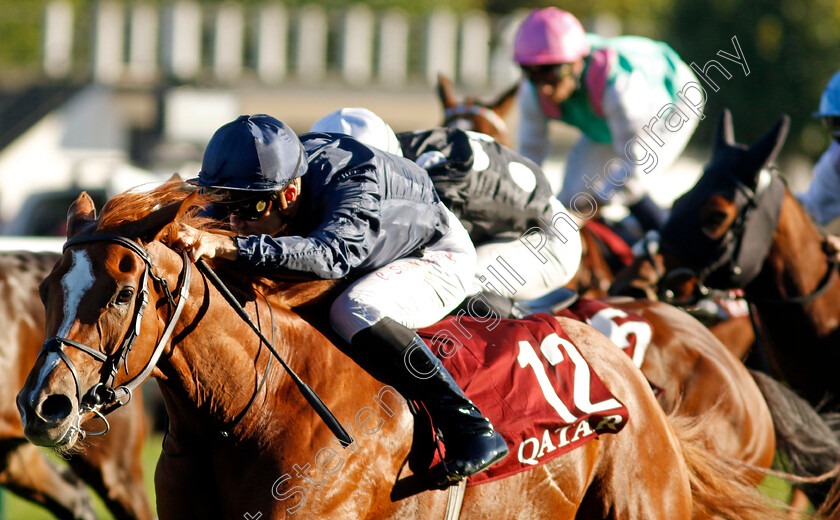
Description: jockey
xmin=513 ymin=7 xmax=702 ymax=232
xmin=799 ymin=69 xmax=840 ymax=227
xmin=172 ymin=114 xmax=508 ymax=485
xmin=311 ymin=107 xmax=583 ymax=301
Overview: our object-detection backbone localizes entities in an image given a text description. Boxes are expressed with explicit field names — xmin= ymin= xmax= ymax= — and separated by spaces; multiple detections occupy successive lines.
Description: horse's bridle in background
xmin=37 ymin=234 xmax=190 ymax=438
xmin=660 ymin=168 xmax=837 ymax=306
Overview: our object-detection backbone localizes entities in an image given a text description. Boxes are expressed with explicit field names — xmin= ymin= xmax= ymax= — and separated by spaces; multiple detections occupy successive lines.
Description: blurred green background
xmin=0 ymin=433 xmax=161 ymax=519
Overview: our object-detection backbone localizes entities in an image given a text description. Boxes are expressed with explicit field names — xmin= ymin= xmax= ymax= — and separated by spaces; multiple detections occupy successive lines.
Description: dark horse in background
xmin=660 ymin=109 xmax=840 ymax=409
xmin=657 ymin=109 xmax=840 ymax=511
xmin=15 ymin=181 xmax=797 ymax=519
xmin=1 ymin=251 xmax=153 ymax=519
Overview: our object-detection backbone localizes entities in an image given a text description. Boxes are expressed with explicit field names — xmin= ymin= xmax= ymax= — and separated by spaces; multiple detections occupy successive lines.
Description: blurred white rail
xmin=39 ymin=1 xmax=621 ymax=89
xmin=0 ymin=237 xmax=64 ymax=252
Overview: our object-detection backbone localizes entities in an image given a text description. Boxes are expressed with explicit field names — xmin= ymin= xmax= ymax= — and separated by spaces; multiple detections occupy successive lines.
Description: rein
xmin=746 ymin=257 xmax=839 ymax=306
xmin=444 ymin=104 xmax=508 ymax=138
xmin=39 ymin=234 xmax=191 ymax=438
xmin=195 ymin=259 xmax=353 ymax=447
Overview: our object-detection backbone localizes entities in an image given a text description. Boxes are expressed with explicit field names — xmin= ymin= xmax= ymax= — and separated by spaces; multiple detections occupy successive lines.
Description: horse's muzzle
xmin=16 ymin=389 xmax=78 ymax=447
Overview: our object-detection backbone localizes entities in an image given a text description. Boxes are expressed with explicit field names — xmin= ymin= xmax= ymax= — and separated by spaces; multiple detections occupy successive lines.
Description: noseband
xmin=444 ymin=104 xmax=508 ymax=139
xmin=38 ymin=234 xmax=190 ymax=437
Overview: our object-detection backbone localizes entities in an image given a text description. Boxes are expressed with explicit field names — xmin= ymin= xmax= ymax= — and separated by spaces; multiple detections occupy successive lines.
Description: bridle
xmin=37 ymin=234 xmax=191 ymax=438
xmin=633 ymin=230 xmax=734 ymax=307
xmin=36 ymin=232 xmax=350 ymax=445
xmin=660 ymin=168 xmax=837 ymax=306
xmin=444 ymin=103 xmax=509 ymax=141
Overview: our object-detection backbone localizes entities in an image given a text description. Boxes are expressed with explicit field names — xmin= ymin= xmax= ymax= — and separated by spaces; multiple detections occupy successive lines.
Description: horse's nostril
xmin=38 ymin=394 xmax=73 ymax=422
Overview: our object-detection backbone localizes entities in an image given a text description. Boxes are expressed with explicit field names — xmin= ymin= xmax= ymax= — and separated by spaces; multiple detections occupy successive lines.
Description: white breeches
xmin=474 ymin=198 xmax=582 ymax=300
xmin=330 ymin=207 xmax=477 ymax=341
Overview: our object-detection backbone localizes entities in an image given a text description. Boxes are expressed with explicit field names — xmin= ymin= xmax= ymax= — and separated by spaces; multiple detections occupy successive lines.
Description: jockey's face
xmin=229 ymin=180 xmax=301 ymax=236
xmin=523 ymin=60 xmax=584 ymax=105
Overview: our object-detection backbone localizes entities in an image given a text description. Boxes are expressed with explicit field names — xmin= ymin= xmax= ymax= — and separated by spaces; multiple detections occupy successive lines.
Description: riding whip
xmin=195 ymin=259 xmax=353 ymax=447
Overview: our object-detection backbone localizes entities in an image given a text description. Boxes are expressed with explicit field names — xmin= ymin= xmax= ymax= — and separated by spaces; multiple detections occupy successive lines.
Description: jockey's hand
xmin=823 ymin=235 xmax=840 ymax=263
xmin=173 ymin=224 xmax=238 ymax=263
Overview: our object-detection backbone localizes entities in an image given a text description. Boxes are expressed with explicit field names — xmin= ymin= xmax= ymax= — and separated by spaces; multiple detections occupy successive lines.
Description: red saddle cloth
xmin=418 ymin=312 xmax=629 ymax=486
xmin=556 ymin=298 xmax=654 ymax=369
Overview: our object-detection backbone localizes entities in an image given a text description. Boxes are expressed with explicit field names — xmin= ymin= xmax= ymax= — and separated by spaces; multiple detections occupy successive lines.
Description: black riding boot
xmin=351 ymin=318 xmax=509 ymax=485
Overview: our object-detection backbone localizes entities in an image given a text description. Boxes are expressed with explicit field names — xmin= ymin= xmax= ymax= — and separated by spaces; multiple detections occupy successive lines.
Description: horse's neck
xmin=159 ymin=278 xmax=369 ymax=447
xmin=749 ymin=192 xmax=826 ymax=296
xmin=748 ymin=192 xmax=840 ymax=332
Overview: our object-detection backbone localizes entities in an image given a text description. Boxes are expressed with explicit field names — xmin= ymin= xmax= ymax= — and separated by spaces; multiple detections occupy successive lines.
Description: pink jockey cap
xmin=514 ymin=8 xmax=590 ymax=66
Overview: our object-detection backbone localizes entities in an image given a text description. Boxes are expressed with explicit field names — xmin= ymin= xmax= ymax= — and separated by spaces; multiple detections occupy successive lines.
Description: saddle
xmin=392 ymin=311 xmax=630 ymax=498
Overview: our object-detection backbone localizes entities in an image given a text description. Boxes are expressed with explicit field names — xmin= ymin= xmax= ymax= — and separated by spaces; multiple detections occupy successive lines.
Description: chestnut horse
xmin=16 ymin=182 xmax=789 ymax=519
xmin=0 ymin=251 xmax=153 ymax=519
xmin=436 ymin=73 xmax=620 ymax=298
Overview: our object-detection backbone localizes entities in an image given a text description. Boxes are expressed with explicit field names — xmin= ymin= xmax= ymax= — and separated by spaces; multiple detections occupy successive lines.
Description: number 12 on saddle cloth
xmin=418 ymin=312 xmax=630 ymax=485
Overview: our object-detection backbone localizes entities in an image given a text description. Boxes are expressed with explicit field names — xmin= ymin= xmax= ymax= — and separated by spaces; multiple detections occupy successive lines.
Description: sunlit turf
xmin=0 ymin=433 xmax=162 ymax=519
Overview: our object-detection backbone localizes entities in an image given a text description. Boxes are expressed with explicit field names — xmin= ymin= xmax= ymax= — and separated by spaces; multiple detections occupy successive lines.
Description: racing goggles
xmin=521 ymin=63 xmax=575 ymax=85
xmin=212 ymin=193 xmax=277 ymax=221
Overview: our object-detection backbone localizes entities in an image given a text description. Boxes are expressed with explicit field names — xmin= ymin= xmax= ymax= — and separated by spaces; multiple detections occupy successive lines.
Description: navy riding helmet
xmin=191 ymin=114 xmax=308 ymax=191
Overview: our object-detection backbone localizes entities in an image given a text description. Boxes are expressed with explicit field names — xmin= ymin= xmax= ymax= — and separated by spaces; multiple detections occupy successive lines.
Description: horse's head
xmin=659 ymin=109 xmax=790 ymax=297
xmin=437 ymin=72 xmax=519 ymax=147
xmin=16 ymin=182 xmax=200 ymax=450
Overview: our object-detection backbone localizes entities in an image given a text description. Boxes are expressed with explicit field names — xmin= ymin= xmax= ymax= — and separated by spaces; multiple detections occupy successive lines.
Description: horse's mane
xmin=91 ymin=179 xmax=341 ymax=307
xmin=94 ymin=179 xmax=225 ymax=237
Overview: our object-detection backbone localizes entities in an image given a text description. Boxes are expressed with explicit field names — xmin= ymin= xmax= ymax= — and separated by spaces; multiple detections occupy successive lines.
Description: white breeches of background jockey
xmin=798 ymin=140 xmax=840 ymax=226
xmin=474 ymin=198 xmax=582 ymax=301
xmin=559 ymin=112 xmax=700 ymax=209
xmin=330 ymin=206 xmax=477 ymax=342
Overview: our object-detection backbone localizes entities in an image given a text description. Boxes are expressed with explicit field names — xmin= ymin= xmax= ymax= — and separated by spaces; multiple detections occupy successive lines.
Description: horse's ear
xmin=67 ymin=192 xmax=96 ymax=238
xmin=491 ymin=82 xmax=520 ymax=118
xmin=713 ymin=108 xmax=735 ymax=155
xmin=748 ymin=114 xmax=790 ymax=171
xmin=437 ymin=73 xmax=457 ymax=109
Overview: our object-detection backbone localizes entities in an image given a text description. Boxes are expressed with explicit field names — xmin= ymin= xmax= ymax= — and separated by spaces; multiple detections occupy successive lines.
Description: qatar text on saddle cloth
xmin=418 ymin=311 xmax=632 ymax=485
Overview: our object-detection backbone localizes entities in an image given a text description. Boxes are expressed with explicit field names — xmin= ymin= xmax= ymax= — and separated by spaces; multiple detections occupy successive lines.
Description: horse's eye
xmin=115 ymin=287 xmax=135 ymax=305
